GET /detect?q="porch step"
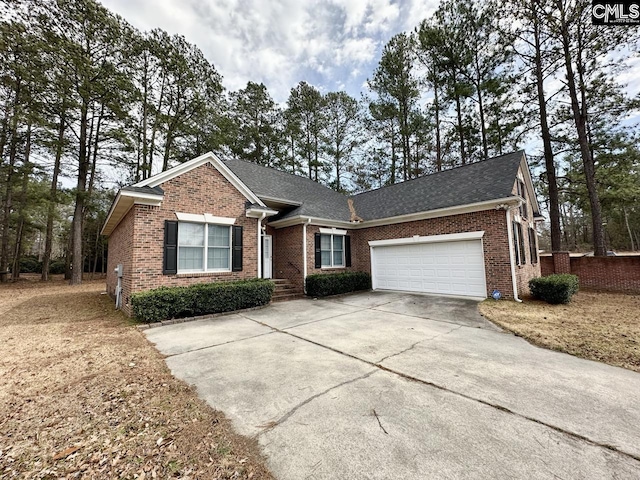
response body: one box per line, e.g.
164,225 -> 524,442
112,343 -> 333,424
270,279 -> 303,301
272,292 -> 304,302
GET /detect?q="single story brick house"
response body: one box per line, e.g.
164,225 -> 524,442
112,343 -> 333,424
102,150 -> 542,316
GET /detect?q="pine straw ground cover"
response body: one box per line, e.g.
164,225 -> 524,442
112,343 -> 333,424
0,277 -> 273,479
479,291 -> 640,373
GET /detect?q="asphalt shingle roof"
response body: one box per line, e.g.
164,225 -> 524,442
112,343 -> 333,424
224,158 -> 353,221
224,151 -> 526,223
352,151 -> 525,220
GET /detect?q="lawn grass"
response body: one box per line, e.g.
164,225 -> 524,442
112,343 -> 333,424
0,277 -> 273,479
479,291 -> 640,373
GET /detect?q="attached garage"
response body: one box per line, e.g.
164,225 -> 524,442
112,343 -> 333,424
369,231 -> 487,299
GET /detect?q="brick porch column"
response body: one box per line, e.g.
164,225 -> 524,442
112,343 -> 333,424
552,251 -> 571,274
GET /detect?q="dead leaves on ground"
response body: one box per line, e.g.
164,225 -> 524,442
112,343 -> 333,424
0,279 -> 273,479
479,291 -> 640,372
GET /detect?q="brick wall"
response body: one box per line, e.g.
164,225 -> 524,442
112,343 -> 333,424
351,209 -> 516,298
272,224 -> 304,289
510,168 -> 541,296
540,254 -> 640,293
274,206 -> 542,299
540,255 -> 554,276
106,207 -> 135,315
108,163 -> 259,315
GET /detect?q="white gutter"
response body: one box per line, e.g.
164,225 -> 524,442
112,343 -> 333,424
257,212 -> 267,278
302,218 -> 311,293
505,208 -> 522,303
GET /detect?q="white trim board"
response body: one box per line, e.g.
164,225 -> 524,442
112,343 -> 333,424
319,227 -> 347,235
175,212 -> 236,225
368,231 -> 485,248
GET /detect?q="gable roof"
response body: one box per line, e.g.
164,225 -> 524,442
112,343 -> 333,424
103,150 -> 537,235
133,151 -> 266,207
223,157 -> 353,222
352,151 -> 528,220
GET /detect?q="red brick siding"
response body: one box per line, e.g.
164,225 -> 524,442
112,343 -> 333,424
272,224 -> 304,289
540,255 -> 640,293
106,207 -> 135,315
108,163 -> 259,316
351,209 -> 514,298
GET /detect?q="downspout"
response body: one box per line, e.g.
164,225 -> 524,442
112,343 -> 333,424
505,208 -> 522,302
302,218 -> 311,294
257,212 -> 267,278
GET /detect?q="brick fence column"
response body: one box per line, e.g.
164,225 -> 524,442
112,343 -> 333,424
552,251 -> 571,274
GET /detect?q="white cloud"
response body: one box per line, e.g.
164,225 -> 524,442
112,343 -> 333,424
101,0 -> 440,102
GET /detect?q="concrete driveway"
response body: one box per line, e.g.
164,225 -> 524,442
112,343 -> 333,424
145,291 -> 640,479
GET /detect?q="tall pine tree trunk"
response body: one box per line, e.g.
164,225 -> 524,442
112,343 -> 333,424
71,101 -> 90,285
433,75 -> 442,172
454,89 -> 466,165
42,110 -> 65,281
11,124 -> 32,282
533,12 -> 562,252
556,3 -> 606,256
0,82 -> 21,281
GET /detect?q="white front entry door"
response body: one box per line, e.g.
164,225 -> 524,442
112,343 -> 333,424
371,239 -> 486,298
263,235 -> 273,279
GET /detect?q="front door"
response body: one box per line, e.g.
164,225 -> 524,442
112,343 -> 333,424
263,235 -> 273,279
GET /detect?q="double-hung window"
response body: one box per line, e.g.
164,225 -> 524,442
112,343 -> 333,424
517,179 -> 528,219
178,222 -> 231,272
320,234 -> 344,268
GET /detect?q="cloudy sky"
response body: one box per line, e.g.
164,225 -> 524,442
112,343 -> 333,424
101,0 -> 438,103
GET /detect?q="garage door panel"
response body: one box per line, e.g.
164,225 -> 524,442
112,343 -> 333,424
372,239 -> 486,298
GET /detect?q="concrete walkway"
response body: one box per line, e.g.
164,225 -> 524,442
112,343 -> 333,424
145,291 -> 640,479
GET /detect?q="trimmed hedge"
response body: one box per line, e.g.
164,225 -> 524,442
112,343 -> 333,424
529,274 -> 579,304
306,271 -> 371,297
131,278 -> 275,323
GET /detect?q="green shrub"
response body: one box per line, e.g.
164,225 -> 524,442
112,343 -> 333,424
131,278 -> 275,322
529,274 -> 579,304
306,271 -> 371,297
20,256 -> 42,273
49,259 -> 66,275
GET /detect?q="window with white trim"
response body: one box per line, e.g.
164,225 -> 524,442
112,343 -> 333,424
321,234 -> 344,267
178,222 -> 231,272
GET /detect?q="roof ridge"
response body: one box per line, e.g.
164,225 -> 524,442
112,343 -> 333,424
223,155 -> 349,198
352,151 -> 525,199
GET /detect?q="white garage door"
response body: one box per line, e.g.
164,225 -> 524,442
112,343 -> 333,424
371,238 -> 486,298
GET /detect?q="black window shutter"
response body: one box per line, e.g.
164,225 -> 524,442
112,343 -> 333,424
529,228 -> 538,264
518,223 -> 526,264
512,221 -> 520,266
232,225 -> 243,272
314,233 -> 321,268
163,220 -> 178,275
345,235 -> 352,267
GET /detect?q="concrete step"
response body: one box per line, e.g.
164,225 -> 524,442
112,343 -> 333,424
274,284 -> 298,292
272,292 -> 305,302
